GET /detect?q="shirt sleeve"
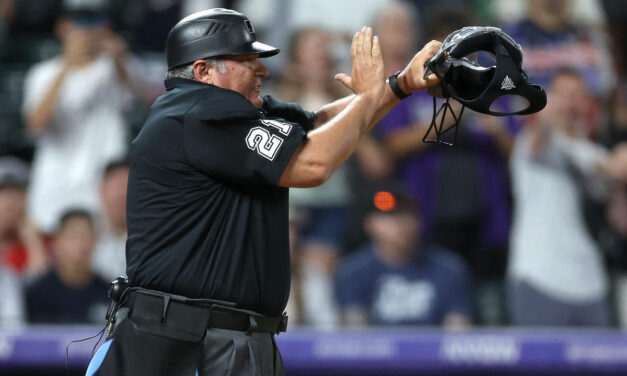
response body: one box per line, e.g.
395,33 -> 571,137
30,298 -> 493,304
183,114 -> 307,186
22,63 -> 50,117
261,96 -> 315,132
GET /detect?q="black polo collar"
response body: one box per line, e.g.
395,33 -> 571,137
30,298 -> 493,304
164,77 -> 210,91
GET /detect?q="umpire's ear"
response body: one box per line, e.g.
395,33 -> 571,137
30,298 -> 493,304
192,60 -> 216,84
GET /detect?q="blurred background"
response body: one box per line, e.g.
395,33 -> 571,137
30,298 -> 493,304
0,0 -> 626,375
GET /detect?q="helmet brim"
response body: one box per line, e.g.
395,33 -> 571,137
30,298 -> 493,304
251,41 -> 280,58
215,41 -> 279,59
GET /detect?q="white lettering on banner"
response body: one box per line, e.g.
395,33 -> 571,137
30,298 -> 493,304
567,344 -> 627,364
313,339 -> 397,359
439,335 -> 520,365
246,127 -> 283,161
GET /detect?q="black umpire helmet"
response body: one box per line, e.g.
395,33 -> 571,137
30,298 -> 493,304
166,8 -> 280,69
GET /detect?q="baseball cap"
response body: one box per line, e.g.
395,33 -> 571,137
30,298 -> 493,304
368,182 -> 417,215
0,157 -> 29,190
62,0 -> 108,26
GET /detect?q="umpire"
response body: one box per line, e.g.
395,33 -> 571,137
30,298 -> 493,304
86,8 -> 441,376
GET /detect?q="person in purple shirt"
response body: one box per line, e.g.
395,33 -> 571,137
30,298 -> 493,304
335,184 -> 472,328
370,10 -> 521,324
375,90 -> 519,260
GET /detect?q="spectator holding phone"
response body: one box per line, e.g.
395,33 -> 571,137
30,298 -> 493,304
22,1 -> 133,233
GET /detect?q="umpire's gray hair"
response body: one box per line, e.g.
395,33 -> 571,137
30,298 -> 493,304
165,58 -> 227,79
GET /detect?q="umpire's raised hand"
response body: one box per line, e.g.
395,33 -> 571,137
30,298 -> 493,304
336,27 -> 386,105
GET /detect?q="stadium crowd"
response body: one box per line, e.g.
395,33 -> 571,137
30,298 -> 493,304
0,0 -> 626,330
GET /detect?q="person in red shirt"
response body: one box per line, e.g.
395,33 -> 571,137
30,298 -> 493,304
0,157 -> 48,275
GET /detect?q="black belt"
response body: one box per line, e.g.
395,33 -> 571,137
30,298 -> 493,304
122,289 -> 288,336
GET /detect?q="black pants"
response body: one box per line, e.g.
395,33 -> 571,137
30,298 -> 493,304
86,308 -> 285,376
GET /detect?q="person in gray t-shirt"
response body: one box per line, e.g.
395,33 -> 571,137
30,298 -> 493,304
0,267 -> 24,327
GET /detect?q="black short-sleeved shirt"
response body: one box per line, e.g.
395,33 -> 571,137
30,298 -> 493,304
125,78 -> 313,316
26,270 -> 110,324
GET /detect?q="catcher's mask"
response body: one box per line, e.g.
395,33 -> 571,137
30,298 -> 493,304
423,26 -> 547,145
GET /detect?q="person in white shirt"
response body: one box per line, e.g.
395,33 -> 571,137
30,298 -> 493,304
508,67 -> 611,326
0,266 -> 24,327
22,5 -> 133,233
92,159 -> 129,281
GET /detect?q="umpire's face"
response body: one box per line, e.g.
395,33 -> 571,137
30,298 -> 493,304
201,54 -> 270,108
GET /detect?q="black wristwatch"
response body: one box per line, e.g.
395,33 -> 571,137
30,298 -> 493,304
388,71 -> 411,100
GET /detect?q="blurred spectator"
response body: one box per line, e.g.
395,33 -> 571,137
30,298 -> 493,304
25,209 -> 109,324
373,9 -> 516,324
0,264 -> 24,327
0,157 -> 47,275
493,0 -> 608,27
602,143 -> 627,244
508,68 -> 611,327
604,81 -> 627,148
22,3 -> 133,233
107,0 -> 182,106
344,134 -> 395,252
91,159 -> 129,281
370,1 -> 418,75
602,144 -> 627,184
240,0 -> 390,38
598,80 -> 627,326
276,27 -> 349,328
599,0 -> 627,78
238,0 -> 393,74
275,27 -> 347,108
601,142 -> 627,327
502,0 -> 616,134
343,0 -> 415,253
335,185 -> 472,328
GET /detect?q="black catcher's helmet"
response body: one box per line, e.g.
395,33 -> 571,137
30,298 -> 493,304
422,26 -> 547,145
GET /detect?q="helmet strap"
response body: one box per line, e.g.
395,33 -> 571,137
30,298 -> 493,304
423,97 -> 465,146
